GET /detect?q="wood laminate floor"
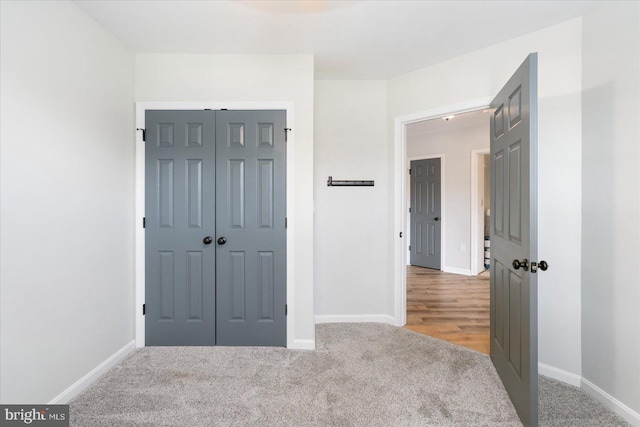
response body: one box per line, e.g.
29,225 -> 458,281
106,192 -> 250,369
405,265 -> 490,354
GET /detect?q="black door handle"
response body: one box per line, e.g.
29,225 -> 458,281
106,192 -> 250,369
538,260 -> 548,271
203,236 -> 213,245
217,237 -> 227,245
434,217 -> 440,221
512,259 -> 529,271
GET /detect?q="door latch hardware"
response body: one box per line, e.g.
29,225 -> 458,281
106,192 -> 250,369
142,304 -> 146,315
136,128 -> 146,141
531,260 -> 548,273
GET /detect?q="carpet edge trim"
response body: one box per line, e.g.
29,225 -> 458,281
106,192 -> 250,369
581,377 -> 640,426
49,340 -> 136,404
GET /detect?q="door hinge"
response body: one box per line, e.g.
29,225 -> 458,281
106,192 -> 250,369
409,245 -> 412,251
399,232 -> 403,238
285,217 -> 288,228
143,217 -> 146,228
136,128 -> 146,142
142,304 -> 146,315
285,304 -> 288,316
409,207 -> 411,213
409,168 -> 412,175
284,128 -> 291,142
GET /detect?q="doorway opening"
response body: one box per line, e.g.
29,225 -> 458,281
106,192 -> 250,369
471,149 -> 491,276
394,101 -> 491,351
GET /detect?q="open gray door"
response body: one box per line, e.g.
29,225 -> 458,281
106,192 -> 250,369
409,158 -> 441,269
490,53 -> 538,426
215,110 -> 287,346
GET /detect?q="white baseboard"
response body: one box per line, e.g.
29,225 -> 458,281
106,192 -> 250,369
581,377 -> 640,426
314,314 -> 395,325
539,363 -> 581,387
289,339 -> 316,350
441,266 -> 473,276
49,340 -> 136,404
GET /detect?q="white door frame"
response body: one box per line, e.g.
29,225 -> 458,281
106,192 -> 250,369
135,101 -> 296,348
393,98 -> 491,326
406,154 -> 445,269
471,148 -> 490,275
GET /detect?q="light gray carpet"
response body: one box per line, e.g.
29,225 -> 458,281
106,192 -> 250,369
538,375 -> 629,427
70,324 -> 629,426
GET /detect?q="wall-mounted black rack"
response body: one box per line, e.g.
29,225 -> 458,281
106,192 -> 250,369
327,176 -> 375,187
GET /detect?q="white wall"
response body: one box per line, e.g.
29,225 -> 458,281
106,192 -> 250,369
406,121 -> 489,274
581,1 -> 640,419
388,19 -> 583,378
313,80 -> 390,322
0,1 -> 135,403
135,54 -> 316,346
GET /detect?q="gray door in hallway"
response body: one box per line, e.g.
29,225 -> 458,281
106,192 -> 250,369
410,158 -> 441,269
145,110 -> 287,347
490,54 -> 538,426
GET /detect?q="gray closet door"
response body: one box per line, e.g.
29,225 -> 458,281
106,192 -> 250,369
410,158 -> 441,269
490,54 -> 538,427
145,110 -> 216,345
215,110 -> 287,346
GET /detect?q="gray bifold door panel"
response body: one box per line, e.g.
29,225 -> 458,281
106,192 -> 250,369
145,110 -> 286,347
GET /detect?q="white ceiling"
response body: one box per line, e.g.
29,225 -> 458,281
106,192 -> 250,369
75,0 -> 598,80
406,109 -> 489,138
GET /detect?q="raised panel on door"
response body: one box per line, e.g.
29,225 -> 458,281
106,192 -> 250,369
215,110 -> 287,346
145,110 -> 216,346
410,158 -> 441,269
492,260 -> 505,351
489,54 -> 538,427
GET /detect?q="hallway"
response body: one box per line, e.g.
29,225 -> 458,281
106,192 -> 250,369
405,266 -> 490,354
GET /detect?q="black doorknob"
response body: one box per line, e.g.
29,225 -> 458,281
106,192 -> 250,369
538,260 -> 549,271
217,237 -> 227,245
203,236 -> 213,245
512,259 -> 529,271
434,217 -> 440,221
